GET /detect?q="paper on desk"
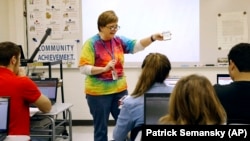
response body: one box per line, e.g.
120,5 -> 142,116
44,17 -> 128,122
30,107 -> 39,117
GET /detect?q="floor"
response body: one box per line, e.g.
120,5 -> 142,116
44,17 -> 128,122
70,126 -> 115,141
31,125 -> 145,141
32,126 -> 115,141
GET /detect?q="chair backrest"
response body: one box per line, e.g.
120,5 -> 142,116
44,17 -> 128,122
144,93 -> 171,125
228,123 -> 250,125
227,119 -> 250,125
129,124 -> 143,141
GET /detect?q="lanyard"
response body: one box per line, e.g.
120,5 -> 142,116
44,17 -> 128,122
101,39 -> 115,59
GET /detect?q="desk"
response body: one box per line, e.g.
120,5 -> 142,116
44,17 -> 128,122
30,103 -> 73,141
4,135 -> 30,141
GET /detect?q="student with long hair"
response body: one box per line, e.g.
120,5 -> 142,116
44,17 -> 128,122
159,74 -> 227,125
113,52 -> 172,141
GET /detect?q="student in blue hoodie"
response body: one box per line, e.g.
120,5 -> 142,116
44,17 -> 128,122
113,52 -> 172,141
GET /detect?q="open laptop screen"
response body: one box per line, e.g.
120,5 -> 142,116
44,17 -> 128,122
0,97 -> 10,140
216,74 -> 233,85
31,78 -> 58,103
18,45 -> 26,60
144,93 -> 170,125
164,77 -> 180,87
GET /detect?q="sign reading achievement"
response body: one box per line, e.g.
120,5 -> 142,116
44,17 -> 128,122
37,41 -> 77,67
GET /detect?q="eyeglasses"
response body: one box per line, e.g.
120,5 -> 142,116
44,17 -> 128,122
106,25 -> 120,31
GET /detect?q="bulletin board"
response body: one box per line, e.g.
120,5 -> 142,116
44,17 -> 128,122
26,0 -> 82,68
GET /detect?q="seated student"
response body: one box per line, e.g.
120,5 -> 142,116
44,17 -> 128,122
214,43 -> 250,124
159,74 -> 227,125
0,41 -> 52,135
112,52 -> 172,141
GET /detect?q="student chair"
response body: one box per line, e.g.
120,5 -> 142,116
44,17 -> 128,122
128,124 -> 143,141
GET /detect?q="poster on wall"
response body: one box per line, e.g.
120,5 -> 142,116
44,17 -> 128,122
217,11 -> 248,50
32,40 -> 78,68
26,0 -> 81,68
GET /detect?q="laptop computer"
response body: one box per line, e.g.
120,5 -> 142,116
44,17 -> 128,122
18,43 -> 43,65
18,45 -> 26,60
31,78 -> 58,106
216,74 -> 233,85
164,76 -> 180,87
144,93 -> 171,125
0,97 -> 10,141
18,45 -> 29,66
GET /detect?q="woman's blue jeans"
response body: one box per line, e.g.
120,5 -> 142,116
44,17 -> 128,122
86,90 -> 128,141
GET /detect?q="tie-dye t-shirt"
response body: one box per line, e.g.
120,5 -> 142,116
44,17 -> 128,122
78,34 -> 136,95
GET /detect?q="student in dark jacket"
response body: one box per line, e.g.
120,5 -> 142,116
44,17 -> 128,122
214,43 -> 250,124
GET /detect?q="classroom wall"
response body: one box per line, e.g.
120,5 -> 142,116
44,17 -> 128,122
1,0 -> 229,120
0,0 -> 9,41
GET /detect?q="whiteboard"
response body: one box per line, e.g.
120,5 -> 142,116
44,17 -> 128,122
81,0 -> 250,68
25,0 -> 250,68
81,0 -> 200,67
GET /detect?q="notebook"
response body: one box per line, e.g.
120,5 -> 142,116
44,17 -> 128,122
144,93 -> 171,125
31,78 -> 58,106
0,97 -> 10,141
216,74 -> 233,85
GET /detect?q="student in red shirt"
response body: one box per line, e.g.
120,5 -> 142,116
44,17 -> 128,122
0,41 -> 52,135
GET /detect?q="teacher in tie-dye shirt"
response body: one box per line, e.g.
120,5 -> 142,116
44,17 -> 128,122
78,10 -> 165,141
